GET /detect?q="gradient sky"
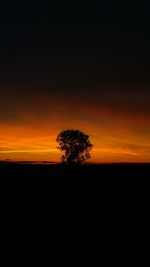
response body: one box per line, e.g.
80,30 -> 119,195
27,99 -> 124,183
0,3 -> 150,162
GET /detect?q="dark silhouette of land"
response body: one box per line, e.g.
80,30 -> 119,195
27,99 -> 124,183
0,161 -> 150,247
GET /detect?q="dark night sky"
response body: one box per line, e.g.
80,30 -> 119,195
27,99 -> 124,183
0,3 -> 150,89
0,3 -> 150,162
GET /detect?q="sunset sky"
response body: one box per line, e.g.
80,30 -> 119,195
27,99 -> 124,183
0,3 -> 150,162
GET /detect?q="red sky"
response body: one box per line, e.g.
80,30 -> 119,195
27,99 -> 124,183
0,5 -> 150,163
0,90 -> 150,163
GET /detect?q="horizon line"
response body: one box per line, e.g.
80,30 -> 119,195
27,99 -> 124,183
0,160 -> 150,165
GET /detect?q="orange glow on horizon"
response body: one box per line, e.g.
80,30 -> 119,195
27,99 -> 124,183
0,102 -> 150,163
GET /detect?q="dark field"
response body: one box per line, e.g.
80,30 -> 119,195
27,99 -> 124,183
0,162 -> 150,246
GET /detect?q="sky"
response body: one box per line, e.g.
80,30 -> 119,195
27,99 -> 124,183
0,3 -> 150,162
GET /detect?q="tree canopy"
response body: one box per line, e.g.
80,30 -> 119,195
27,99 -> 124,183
56,129 -> 93,164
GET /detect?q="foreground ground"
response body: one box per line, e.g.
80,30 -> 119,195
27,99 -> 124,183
0,162 -> 150,246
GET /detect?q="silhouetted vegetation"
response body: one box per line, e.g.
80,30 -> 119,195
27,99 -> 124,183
56,129 -> 93,164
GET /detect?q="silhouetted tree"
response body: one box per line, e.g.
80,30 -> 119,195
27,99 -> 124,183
56,129 -> 93,164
